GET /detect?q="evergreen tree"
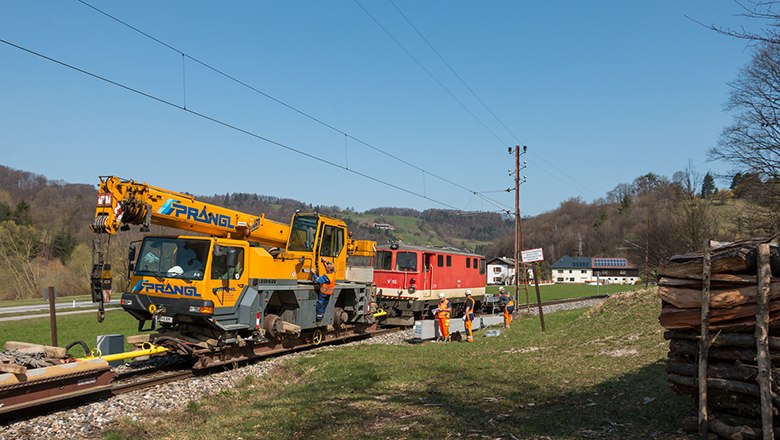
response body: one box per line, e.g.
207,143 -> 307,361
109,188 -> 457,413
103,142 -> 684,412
701,173 -> 716,199
13,201 -> 32,225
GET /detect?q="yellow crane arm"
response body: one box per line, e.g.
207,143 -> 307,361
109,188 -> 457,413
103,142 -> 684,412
90,176 -> 289,247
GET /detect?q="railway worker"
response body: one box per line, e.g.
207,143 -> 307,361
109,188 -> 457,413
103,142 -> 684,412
463,289 -> 476,342
434,292 -> 451,341
497,287 -> 515,328
314,259 -> 336,322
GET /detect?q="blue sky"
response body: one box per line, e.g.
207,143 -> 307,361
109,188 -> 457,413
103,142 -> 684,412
0,1 -> 761,217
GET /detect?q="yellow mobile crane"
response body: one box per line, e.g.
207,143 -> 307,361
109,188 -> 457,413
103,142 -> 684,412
90,176 -> 376,347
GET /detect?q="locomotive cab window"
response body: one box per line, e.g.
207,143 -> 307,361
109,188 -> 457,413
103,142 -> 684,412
479,259 -> 486,275
466,258 -> 471,268
446,255 -> 452,267
395,252 -> 417,272
374,251 -> 392,270
437,255 -> 444,267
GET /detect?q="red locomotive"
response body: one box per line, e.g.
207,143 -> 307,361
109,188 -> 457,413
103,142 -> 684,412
373,242 -> 487,325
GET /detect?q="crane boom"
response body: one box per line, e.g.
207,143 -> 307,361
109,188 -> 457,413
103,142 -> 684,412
90,176 -> 289,248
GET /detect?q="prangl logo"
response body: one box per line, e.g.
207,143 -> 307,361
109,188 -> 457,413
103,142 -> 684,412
158,199 -> 234,228
140,281 -> 201,297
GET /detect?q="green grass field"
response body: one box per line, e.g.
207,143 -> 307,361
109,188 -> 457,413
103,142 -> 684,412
487,282 -> 644,302
107,289 -> 692,440
0,310 -> 141,354
0,294 -> 93,308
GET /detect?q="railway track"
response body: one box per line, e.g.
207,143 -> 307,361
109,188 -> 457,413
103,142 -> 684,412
0,325 -> 398,423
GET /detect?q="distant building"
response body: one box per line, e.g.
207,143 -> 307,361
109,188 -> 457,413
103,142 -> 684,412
487,257 -> 516,285
551,255 -> 639,285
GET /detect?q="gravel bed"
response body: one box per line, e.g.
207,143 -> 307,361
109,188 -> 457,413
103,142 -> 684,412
0,302 -> 600,440
0,329 -> 414,440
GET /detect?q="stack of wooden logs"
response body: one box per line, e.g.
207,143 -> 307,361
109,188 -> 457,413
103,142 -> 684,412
658,235 -> 780,438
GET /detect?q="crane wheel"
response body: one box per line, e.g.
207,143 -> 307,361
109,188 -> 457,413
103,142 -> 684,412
333,307 -> 347,329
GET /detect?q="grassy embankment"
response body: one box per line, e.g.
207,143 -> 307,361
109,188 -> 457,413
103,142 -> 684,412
107,289 -> 692,440
487,282 -> 643,302
0,284 -> 641,356
0,284 -> 630,351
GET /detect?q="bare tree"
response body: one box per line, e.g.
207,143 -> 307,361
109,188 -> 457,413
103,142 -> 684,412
0,221 -> 41,299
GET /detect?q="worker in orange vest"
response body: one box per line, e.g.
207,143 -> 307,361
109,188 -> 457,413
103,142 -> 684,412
314,259 -> 336,322
463,289 -> 475,342
434,292 -> 451,341
498,286 -> 515,328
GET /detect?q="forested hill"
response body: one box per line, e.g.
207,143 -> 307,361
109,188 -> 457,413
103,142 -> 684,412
0,165 -> 512,299
0,164 -> 775,300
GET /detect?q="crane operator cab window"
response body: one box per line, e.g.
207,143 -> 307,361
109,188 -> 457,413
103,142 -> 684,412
288,216 -> 318,252
211,245 -> 244,280
135,238 -> 209,281
319,225 -> 344,257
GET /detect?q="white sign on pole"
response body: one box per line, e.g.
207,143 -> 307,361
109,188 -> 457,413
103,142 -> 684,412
521,248 -> 544,263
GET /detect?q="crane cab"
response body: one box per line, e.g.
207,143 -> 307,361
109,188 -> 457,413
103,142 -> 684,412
120,235 -> 262,330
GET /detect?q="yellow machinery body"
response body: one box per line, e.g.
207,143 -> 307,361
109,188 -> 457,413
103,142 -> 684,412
90,176 -> 377,341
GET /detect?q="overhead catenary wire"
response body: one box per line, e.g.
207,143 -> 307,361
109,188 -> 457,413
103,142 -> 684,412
386,0 -> 602,199
0,36 -> 466,211
353,0 -> 509,148
74,0 -> 512,213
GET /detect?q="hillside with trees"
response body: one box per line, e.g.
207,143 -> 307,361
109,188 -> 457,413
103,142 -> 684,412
0,158 -> 775,300
0,166 -> 515,299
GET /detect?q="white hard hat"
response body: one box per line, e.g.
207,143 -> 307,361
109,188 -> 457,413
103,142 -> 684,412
438,292 -> 445,299
465,289 -> 472,296
167,266 -> 184,276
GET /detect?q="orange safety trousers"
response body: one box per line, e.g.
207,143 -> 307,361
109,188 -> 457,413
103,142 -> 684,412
437,318 -> 450,340
504,301 -> 514,328
464,315 -> 473,341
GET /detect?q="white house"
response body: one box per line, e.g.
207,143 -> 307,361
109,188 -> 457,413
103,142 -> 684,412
551,255 -> 639,285
486,257 -> 516,285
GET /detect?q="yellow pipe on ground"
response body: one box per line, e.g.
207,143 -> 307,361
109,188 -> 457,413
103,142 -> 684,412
77,343 -> 169,362
373,308 -> 388,317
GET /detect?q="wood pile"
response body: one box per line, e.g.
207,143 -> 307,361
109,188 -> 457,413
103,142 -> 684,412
658,235 -> 780,438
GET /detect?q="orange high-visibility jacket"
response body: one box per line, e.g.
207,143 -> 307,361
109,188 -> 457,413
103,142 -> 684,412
320,275 -> 335,295
465,296 -> 475,315
436,298 -> 451,319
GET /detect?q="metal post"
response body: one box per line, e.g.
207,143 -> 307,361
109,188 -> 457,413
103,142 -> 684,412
48,286 -> 58,347
644,218 -> 649,289
533,263 -> 545,331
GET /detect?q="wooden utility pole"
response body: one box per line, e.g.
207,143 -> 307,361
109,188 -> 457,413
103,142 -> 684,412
510,145 -> 529,310
48,286 -> 58,347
